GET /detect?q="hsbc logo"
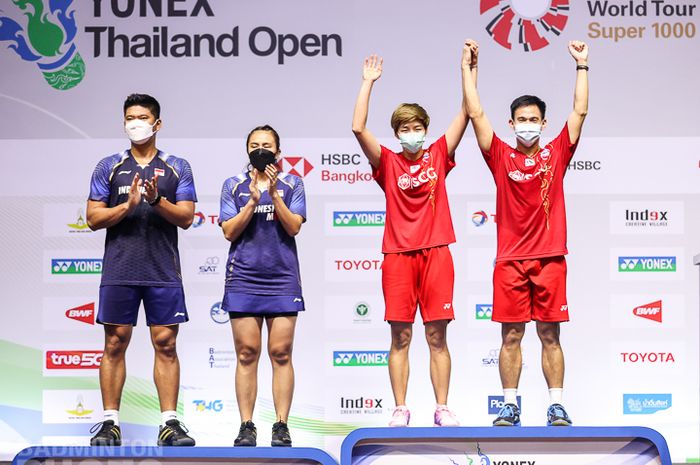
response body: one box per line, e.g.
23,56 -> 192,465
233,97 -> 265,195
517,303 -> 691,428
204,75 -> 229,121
46,351 -> 103,369
633,300 -> 662,323
397,167 -> 437,191
65,303 -> 96,325
278,157 -> 314,177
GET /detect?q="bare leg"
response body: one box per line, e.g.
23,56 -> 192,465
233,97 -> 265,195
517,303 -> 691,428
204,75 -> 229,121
231,317 -> 263,422
499,323 -> 526,389
99,324 -> 133,410
388,322 -> 412,406
149,325 -> 180,411
266,315 -> 297,422
424,320 -> 451,405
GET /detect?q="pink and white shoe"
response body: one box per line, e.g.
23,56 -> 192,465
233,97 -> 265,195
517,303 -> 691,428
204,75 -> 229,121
388,406 -> 410,427
434,405 -> 459,426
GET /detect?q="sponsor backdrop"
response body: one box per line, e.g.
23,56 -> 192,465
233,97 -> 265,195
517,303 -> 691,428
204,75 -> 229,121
0,0 -> 698,463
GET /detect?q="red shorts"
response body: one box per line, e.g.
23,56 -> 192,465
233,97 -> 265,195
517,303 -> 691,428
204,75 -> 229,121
492,256 -> 569,323
382,246 -> 455,324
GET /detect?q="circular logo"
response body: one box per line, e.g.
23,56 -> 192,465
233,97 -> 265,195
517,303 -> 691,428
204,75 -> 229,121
480,0 -> 570,51
210,302 -> 229,324
397,173 -> 412,190
472,210 -> 488,227
355,302 -> 370,317
192,212 -> 206,228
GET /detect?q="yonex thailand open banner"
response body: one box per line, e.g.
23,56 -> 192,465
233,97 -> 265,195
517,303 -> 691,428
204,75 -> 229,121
0,1 -> 698,463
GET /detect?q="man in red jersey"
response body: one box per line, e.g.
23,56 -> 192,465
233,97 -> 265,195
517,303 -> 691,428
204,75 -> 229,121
351,41 -> 478,427
462,41 -> 589,427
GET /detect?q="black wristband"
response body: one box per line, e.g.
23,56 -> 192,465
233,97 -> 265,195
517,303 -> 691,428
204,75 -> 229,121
576,64 -> 589,71
148,194 -> 162,206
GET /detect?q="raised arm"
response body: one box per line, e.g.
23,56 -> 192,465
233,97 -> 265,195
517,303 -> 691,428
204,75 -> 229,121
351,55 -> 383,168
445,40 -> 480,155
462,39 -> 494,153
567,41 -> 589,144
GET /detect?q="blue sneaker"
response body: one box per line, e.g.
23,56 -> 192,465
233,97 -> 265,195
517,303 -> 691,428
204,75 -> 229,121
493,403 -> 521,426
547,403 -> 572,426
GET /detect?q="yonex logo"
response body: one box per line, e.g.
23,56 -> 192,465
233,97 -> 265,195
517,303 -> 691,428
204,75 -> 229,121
0,0 -> 86,90
333,211 -> 385,227
618,256 -> 676,272
333,351 -> 388,367
443,303 -> 452,310
51,259 -> 102,275
560,305 -> 568,312
476,304 -> 493,320
480,0 -> 570,52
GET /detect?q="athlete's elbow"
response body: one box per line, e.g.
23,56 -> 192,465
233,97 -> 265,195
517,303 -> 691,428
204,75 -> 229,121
180,216 -> 193,230
351,124 -> 365,135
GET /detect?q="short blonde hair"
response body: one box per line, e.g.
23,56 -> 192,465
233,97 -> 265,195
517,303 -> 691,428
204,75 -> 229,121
390,103 -> 430,134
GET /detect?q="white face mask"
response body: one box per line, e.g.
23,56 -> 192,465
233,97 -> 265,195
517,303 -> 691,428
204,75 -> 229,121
514,123 -> 541,148
399,131 -> 426,154
125,119 -> 158,145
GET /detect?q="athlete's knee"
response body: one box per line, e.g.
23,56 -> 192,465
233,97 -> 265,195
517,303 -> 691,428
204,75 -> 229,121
268,344 -> 293,366
152,335 -> 178,359
390,327 -> 412,351
104,330 -> 130,358
425,327 -> 448,352
536,323 -> 561,347
501,325 -> 525,349
236,343 -> 260,366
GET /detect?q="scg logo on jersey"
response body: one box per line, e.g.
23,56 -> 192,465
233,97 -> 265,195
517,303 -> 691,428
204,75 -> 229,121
333,211 -> 385,227
333,351 -> 389,367
46,351 -> 103,369
51,259 -> 102,275
623,394 -> 672,415
618,256 -> 676,272
480,0 -> 570,51
397,167 -> 437,191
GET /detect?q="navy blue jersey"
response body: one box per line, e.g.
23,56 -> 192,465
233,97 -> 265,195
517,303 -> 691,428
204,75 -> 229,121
219,171 -> 306,295
89,150 -> 197,287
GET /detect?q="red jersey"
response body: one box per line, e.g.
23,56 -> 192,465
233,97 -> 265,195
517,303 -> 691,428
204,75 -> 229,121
482,124 -> 578,262
373,135 -> 456,253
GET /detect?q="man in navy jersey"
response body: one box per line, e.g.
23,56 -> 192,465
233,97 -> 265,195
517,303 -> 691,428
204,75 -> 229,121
86,94 -> 196,446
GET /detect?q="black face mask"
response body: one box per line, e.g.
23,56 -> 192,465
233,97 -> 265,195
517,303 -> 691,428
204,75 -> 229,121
248,148 -> 277,172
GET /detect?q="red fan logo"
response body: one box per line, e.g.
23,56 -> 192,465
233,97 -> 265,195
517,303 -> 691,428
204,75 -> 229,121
481,0 -> 570,51
633,300 -> 662,323
65,302 -> 95,325
278,157 -> 314,177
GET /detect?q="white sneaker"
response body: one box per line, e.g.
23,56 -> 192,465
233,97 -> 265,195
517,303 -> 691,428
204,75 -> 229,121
434,405 -> 459,426
388,406 -> 410,427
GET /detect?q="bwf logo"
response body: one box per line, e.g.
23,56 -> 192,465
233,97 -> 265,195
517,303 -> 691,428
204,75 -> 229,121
633,300 -> 662,323
480,0 -> 570,51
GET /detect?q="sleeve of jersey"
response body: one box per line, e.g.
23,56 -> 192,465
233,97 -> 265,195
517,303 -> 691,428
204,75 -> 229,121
174,158 -> 198,202
434,135 -> 455,174
553,122 -> 579,169
88,157 -> 113,202
218,178 -> 239,224
288,177 -> 307,222
372,146 -> 391,189
480,133 -> 503,173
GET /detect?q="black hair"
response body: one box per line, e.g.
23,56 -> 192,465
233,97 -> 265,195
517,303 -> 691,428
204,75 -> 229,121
246,124 -> 281,152
510,95 -> 546,120
123,93 -> 161,119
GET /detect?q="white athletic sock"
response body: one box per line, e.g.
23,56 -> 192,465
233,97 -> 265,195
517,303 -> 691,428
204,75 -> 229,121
503,389 -> 518,405
161,410 -> 178,426
104,409 -> 119,426
549,388 -> 564,405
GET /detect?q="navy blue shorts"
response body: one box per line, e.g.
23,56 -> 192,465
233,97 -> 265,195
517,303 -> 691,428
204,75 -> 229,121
222,291 -> 304,317
98,285 -> 188,326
